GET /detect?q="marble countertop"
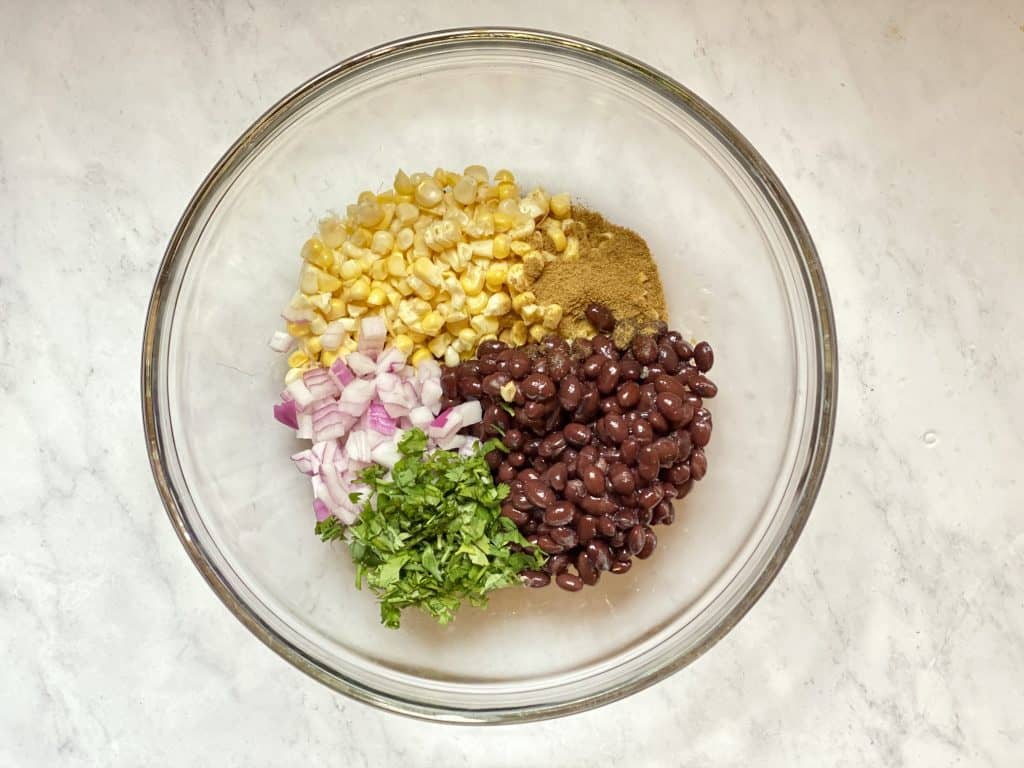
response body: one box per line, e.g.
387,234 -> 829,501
3,1 -> 1022,765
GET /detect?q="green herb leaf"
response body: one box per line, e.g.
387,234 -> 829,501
343,429 -> 544,629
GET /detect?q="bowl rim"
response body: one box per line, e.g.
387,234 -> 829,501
141,26 -> 838,723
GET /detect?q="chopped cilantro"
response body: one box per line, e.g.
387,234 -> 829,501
335,429 -> 544,629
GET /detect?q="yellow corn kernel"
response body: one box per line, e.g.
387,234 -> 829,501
385,286 -> 403,308
286,322 -> 310,337
299,263 -> 320,294
396,278 -> 414,296
542,304 -> 563,330
421,311 -> 444,336
320,349 -> 339,368
545,220 -> 567,252
396,202 -> 419,225
415,178 -> 443,208
368,259 -> 388,281
385,251 -> 406,277
302,238 -> 334,269
460,265 -> 484,296
470,315 -> 500,336
444,346 -> 461,367
492,233 -> 510,260
394,169 -> 414,195
523,250 -> 545,278
485,263 -> 508,291
305,336 -> 323,356
510,239 -> 531,256
529,323 -> 547,343
284,367 -> 303,385
550,193 -> 571,219
347,277 -> 371,302
370,230 -> 394,255
410,347 -> 434,367
347,303 -> 368,318
484,292 -> 512,317
395,228 -> 414,251
498,329 -> 515,346
564,235 -> 580,262
493,169 -> 515,184
465,292 -> 488,315
407,275 -> 436,301
287,350 -> 309,368
326,298 -> 346,321
507,263 -> 528,292
316,271 -> 342,293
520,304 -> 542,324
509,320 -> 528,346
452,175 -> 477,206
511,291 -> 536,313
412,257 -> 444,287
339,260 -> 363,281
409,298 -> 432,317
464,164 -> 489,182
391,334 -> 413,355
493,211 -> 514,232
446,316 -> 469,334
497,182 -> 518,201
456,327 -> 477,348
351,227 -> 374,247
427,332 -> 451,357
367,287 -> 387,306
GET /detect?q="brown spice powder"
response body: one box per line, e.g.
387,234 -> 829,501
532,207 -> 668,346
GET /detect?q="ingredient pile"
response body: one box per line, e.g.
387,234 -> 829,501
270,166 -> 717,628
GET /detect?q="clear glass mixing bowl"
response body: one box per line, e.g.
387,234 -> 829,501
142,28 -> 837,723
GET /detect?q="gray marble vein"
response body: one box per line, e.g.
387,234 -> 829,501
1,0 -> 1022,765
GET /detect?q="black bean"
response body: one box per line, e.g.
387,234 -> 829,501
690,417 -> 712,447
545,461 -> 568,492
556,572 -> 584,592
524,480 -> 554,508
651,500 -> 675,526
543,500 -> 577,527
521,373 -> 556,400
508,451 -> 526,468
597,360 -> 621,394
621,437 -> 639,466
591,335 -> 616,359
610,558 -> 632,575
576,514 -> 597,542
457,375 -> 482,398
538,432 -> 567,458
619,358 -> 642,381
653,373 -> 685,397
564,478 -> 586,503
600,396 -> 621,414
501,503 -> 529,526
497,462 -> 517,483
652,438 -> 678,466
441,370 -> 458,399
637,527 -> 658,559
582,354 -> 605,380
580,494 -> 616,516
574,385 -> 601,422
585,303 -> 616,332
638,445 -> 660,481
690,448 -> 708,480
691,374 -> 717,398
582,464 -> 606,496
537,535 -> 563,554
616,381 -> 641,408
482,371 -> 512,397
655,392 -> 686,423
665,461 -> 691,486
597,516 -> 617,537
576,550 -> 600,586
547,351 -> 571,380
523,438 -> 541,456
507,351 -> 531,378
627,525 -> 646,555
558,375 -> 583,410
657,343 -> 681,374
693,341 -> 714,372
632,418 -> 653,444
637,484 -> 665,509
563,422 -> 590,446
521,570 -> 550,588
544,553 -> 571,575
604,413 -> 628,444
608,463 -> 636,494
647,409 -> 669,434
550,526 -> 578,549
585,540 -> 613,571
632,335 -> 658,364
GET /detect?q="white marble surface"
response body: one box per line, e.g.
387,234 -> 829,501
2,1 -> 1022,765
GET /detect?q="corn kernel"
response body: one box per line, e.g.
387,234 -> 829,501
309,315 -> 327,335
385,251 -> 407,277
550,193 -> 571,219
485,263 -> 508,291
507,264 -> 528,292
347,303 -> 368,318
367,287 -> 387,306
369,259 -> 389,281
545,220 -> 567,252
320,349 -> 339,367
427,332 -> 451,357
484,292 -> 512,317
470,315 -> 500,336
407,275 -> 436,300
302,238 -> 334,269
394,169 -> 414,195
456,327 -> 477,347
523,250 -> 545,279
305,336 -> 323,355
421,311 -> 444,335
509,320 -> 528,346
339,260 -> 363,280
395,228 -> 414,251
529,323 -> 547,343
492,233 -> 510,259
410,347 -> 433,367
460,265 -> 484,296
415,178 -> 443,208
444,346 -> 461,367
542,304 -> 563,330
564,235 -> 580,262
520,304 -> 542,323
287,322 -> 310,337
510,240 -> 531,256
351,226 -> 374,247
498,329 -> 515,346
512,291 -> 536,313
464,164 -> 489,182
493,211 -> 514,232
497,182 -> 518,201
412,256 -> 444,287
493,169 -> 516,183
396,202 -> 419,225
393,334 -> 414,355
453,175 -> 477,205
316,271 -> 342,293
371,230 -> 394,255
326,298 -> 346,320
465,292 -> 488,314
284,367 -> 304,385
500,380 -> 518,401
287,350 -> 309,368
347,277 -> 371,302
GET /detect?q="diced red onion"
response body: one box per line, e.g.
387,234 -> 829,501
357,316 -> 387,357
408,406 -> 434,429
450,400 -> 483,428
346,352 -> 377,377
303,367 -> 339,400
273,400 -> 299,429
370,441 -> 401,469
338,379 -> 375,417
367,402 -> 397,435
420,378 -> 443,415
376,346 -> 408,373
329,358 -> 355,388
313,499 -> 332,522
286,378 -> 315,409
296,412 -> 313,440
281,306 -> 318,324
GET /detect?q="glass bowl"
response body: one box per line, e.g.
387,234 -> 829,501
142,28 -> 837,723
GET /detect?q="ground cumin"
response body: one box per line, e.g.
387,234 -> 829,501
532,207 -> 668,346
